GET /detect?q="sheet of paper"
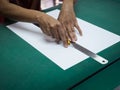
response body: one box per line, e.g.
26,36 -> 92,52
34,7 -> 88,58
7,9 -> 120,70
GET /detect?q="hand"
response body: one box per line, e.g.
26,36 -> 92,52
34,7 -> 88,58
36,12 -> 67,46
58,0 -> 82,47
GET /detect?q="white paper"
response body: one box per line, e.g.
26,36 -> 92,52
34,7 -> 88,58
7,9 -> 120,70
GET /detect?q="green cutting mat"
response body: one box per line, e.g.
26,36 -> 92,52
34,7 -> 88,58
0,0 -> 120,90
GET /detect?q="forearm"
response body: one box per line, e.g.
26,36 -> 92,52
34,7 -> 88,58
61,0 -> 74,11
0,1 -> 44,23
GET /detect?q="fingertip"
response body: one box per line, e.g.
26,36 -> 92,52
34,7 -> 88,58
56,39 -> 60,44
77,27 -> 83,36
75,37 -> 77,41
75,23 -> 83,36
74,34 -> 77,41
78,28 -> 83,36
64,43 -> 68,48
80,31 -> 83,36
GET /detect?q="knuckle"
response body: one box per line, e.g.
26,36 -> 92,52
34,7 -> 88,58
50,24 -> 55,28
56,22 -> 61,27
50,22 -> 61,28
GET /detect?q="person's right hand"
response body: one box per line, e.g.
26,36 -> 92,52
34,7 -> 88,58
36,12 -> 67,47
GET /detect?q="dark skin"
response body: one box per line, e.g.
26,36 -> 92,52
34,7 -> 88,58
0,0 -> 82,47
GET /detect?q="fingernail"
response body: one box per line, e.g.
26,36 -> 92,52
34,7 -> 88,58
75,36 -> 77,41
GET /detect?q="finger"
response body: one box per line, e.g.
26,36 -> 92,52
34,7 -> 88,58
71,25 -> 77,41
50,24 -> 61,43
55,25 -> 61,44
55,30 -> 61,44
41,26 -> 47,35
50,28 -> 55,38
52,25 -> 60,44
74,22 -> 83,36
58,26 -> 68,48
40,25 -> 50,36
66,24 -> 77,42
38,22 -> 49,36
70,31 -> 77,42
46,27 -> 52,36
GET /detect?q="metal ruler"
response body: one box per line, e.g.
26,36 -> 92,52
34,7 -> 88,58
72,42 -> 108,64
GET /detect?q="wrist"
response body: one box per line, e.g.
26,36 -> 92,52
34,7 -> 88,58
61,0 -> 74,11
33,10 -> 45,24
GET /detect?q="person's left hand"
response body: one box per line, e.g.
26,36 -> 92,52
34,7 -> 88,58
58,3 -> 82,47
